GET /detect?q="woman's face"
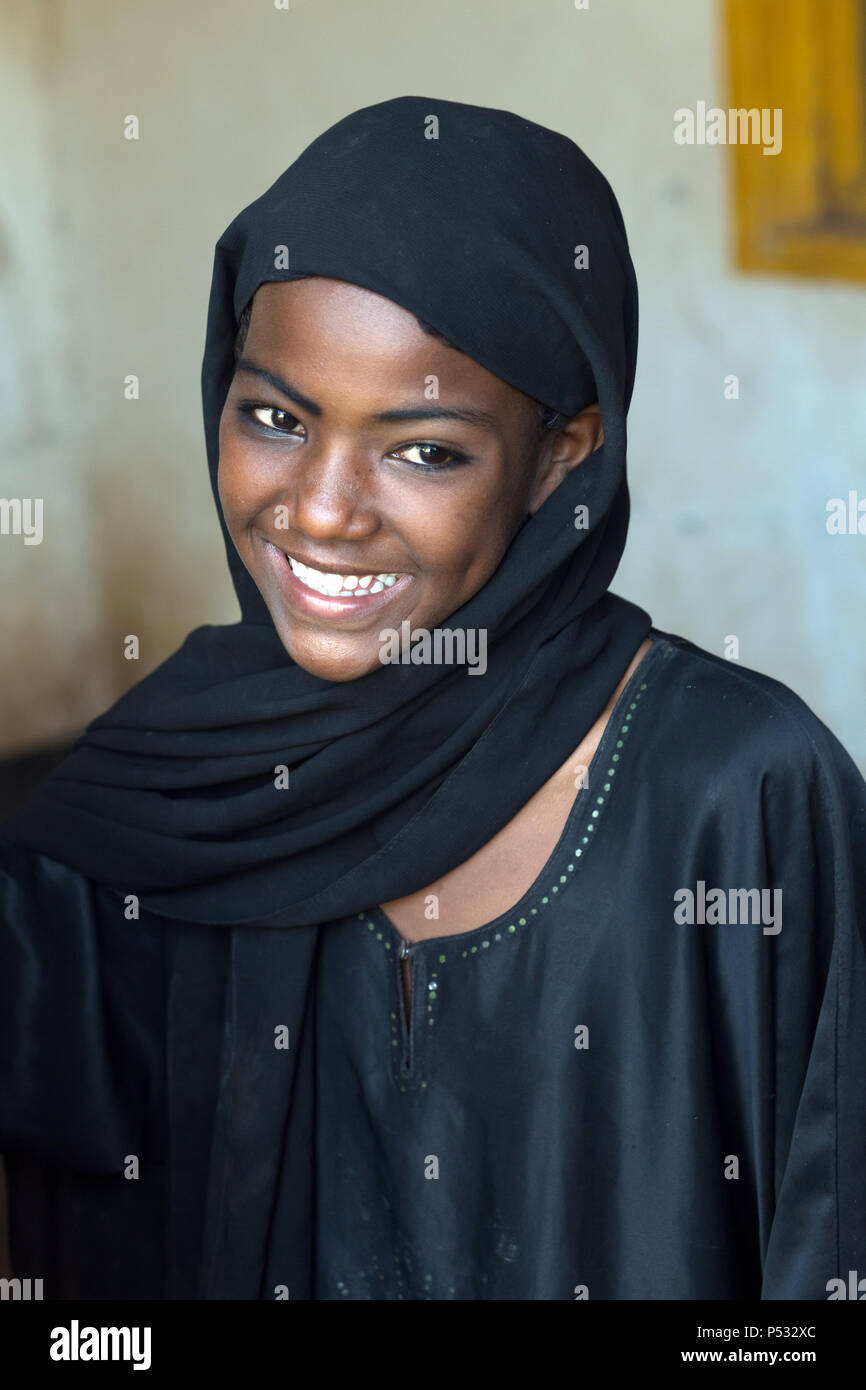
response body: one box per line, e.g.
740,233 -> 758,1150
218,277 -> 602,681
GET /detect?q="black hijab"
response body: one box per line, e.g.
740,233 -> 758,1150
3,95 -> 651,927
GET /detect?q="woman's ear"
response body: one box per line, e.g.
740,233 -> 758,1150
527,402 -> 604,515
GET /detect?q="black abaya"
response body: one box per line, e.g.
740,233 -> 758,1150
3,632 -> 865,1299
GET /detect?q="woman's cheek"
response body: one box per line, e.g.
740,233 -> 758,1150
219,445 -> 264,522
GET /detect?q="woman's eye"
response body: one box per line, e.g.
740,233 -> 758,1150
242,404 -> 305,436
392,442 -> 468,470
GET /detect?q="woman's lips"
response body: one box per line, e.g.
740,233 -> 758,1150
265,541 -> 413,623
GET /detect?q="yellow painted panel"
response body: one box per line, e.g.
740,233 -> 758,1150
723,0 -> 866,281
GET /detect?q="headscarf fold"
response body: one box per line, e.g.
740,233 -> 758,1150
2,95 -> 651,927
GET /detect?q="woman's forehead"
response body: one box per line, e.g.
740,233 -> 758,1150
241,278 -> 533,418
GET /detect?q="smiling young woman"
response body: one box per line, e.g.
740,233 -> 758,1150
217,276 -> 605,684
1,96 -> 864,1303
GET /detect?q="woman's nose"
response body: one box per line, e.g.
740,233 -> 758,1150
282,442 -> 379,541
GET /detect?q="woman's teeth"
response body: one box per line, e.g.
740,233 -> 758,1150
286,554 -> 405,598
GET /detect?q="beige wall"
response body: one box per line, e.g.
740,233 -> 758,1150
1,0 -> 865,769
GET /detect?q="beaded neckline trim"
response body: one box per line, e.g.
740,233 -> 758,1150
357,636 -> 667,966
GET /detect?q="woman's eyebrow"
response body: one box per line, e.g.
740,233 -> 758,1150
374,404 -> 497,427
234,356 -> 496,428
235,358 -> 321,415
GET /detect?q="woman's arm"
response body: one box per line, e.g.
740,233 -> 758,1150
0,839 -> 166,1173
759,715 -> 866,1297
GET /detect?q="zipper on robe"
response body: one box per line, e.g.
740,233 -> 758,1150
397,937 -> 414,1080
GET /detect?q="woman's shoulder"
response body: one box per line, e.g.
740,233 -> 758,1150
0,836 -> 87,888
0,836 -> 109,933
0,838 -> 148,938
642,629 -> 865,806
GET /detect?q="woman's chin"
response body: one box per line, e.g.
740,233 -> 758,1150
276,625 -> 387,682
